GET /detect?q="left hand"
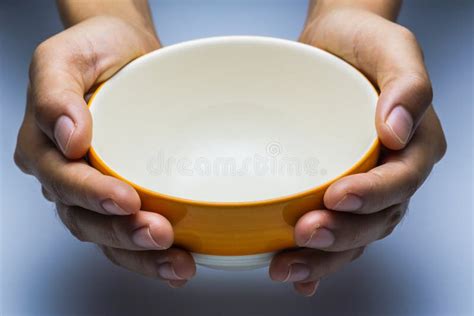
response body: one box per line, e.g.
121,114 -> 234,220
269,8 -> 447,296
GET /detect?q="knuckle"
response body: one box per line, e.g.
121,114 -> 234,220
389,210 -> 403,226
35,152 -> 69,203
437,133 -> 448,162
396,159 -> 424,199
108,218 -> 126,247
30,40 -> 54,79
351,228 -> 364,246
74,171 -> 96,206
32,91 -> 62,123
367,170 -> 390,208
365,173 -> 378,198
404,163 -> 424,198
351,247 -> 366,262
30,82 -> 77,127
32,89 -> 80,130
409,74 -> 433,105
380,224 -> 397,240
32,93 -> 49,112
140,254 -> 159,278
14,123 -> 35,175
48,177 -> 68,204
32,40 -> 51,63
397,25 -> 417,43
57,204 -> 86,242
13,148 -> 23,168
13,146 -> 30,174
41,186 -> 55,202
379,204 -> 407,240
388,203 -> 408,226
101,246 -> 121,267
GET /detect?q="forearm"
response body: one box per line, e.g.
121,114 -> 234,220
56,0 -> 157,38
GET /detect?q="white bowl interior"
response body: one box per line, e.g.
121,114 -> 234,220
90,36 -> 377,203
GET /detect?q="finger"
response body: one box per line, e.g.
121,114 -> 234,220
101,246 -> 196,283
325,106 -> 446,214
269,247 -> 364,283
57,203 -> 173,250
29,18 -> 153,159
16,116 -> 140,215
294,203 -> 407,252
350,22 -> 432,149
29,42 -> 92,159
372,25 -> 433,149
168,280 -> 188,288
38,152 -> 140,215
41,186 -> 55,202
293,280 -> 320,297
303,11 -> 432,149
375,70 -> 432,150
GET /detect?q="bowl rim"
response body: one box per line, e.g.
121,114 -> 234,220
87,35 -> 380,207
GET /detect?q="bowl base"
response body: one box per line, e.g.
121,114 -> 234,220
192,252 -> 275,271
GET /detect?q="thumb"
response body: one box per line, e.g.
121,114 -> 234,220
29,41 -> 92,159
372,27 -> 433,150
375,69 -> 433,150
28,17 -> 157,159
301,8 -> 432,150
300,10 -> 432,150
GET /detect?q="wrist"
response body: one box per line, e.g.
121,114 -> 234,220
56,0 -> 160,49
304,0 -> 401,23
71,15 -> 161,53
299,7 -> 353,46
119,17 -> 161,51
300,0 -> 401,43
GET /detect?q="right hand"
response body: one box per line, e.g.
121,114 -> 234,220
14,16 -> 196,288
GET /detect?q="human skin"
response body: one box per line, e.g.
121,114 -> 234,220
268,0 -> 446,296
14,0 -> 446,295
14,0 -> 196,288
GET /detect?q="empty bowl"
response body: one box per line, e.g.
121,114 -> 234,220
88,36 -> 379,270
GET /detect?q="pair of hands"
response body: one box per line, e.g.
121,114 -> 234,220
15,9 -> 446,296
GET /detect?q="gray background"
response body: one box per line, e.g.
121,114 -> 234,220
1,1 -> 473,315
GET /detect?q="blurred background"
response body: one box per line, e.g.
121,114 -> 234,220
1,1 -> 472,315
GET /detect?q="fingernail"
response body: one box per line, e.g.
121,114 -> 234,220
101,199 -> 129,215
305,280 -> 320,297
334,194 -> 363,211
132,226 -> 163,250
167,280 -> 187,288
283,263 -> 311,282
158,262 -> 184,280
385,105 -> 413,145
54,115 -> 75,155
304,227 -> 335,249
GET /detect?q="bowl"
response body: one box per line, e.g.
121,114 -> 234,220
88,36 -> 379,270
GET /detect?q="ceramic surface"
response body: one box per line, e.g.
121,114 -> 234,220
88,36 -> 379,267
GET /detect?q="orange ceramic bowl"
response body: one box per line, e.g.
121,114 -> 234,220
88,36 -> 379,270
